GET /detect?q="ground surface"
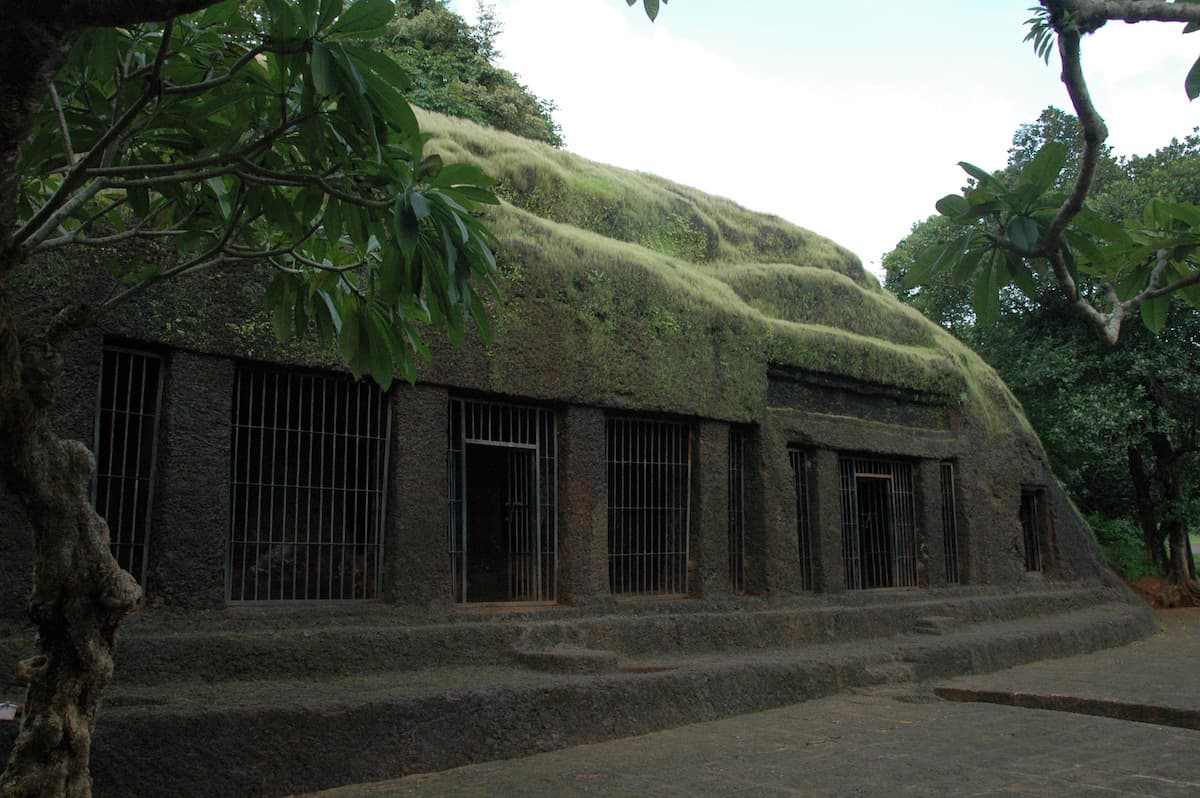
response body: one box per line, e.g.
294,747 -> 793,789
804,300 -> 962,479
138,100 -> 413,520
301,609 -> 1200,798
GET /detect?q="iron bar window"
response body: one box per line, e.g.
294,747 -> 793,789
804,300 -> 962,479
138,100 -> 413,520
789,448 -> 815,591
92,346 -> 164,584
448,398 -> 557,604
227,367 -> 390,602
839,457 -> 917,590
1020,488 -> 1045,573
607,417 -> 691,596
728,428 -> 747,593
941,461 -> 960,584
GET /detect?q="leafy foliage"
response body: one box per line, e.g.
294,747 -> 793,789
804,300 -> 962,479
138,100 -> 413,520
383,1 -> 563,147
627,0 -> 668,22
908,139 -> 1200,334
16,0 -> 502,387
909,3 -> 1200,345
886,110 -> 1200,583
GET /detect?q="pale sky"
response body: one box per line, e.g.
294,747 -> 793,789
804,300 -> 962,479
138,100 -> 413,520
449,0 -> 1200,276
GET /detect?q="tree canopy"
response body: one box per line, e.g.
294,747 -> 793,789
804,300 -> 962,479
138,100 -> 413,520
907,0 -> 1200,344
886,109 -> 1200,598
383,1 -> 564,147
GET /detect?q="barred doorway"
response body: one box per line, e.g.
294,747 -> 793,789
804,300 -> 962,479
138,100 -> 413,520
227,367 -> 390,602
449,398 -> 557,604
839,458 -> 917,590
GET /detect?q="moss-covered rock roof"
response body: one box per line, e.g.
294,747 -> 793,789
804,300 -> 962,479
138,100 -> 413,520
21,109 -> 1025,435
415,110 -> 1026,433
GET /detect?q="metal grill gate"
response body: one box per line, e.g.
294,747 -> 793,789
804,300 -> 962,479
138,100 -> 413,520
92,346 -> 163,584
448,398 -> 557,604
227,367 -> 390,602
789,448 -> 815,591
941,462 -> 960,583
607,417 -> 691,596
728,429 -> 747,593
838,457 -> 917,590
1020,489 -> 1044,572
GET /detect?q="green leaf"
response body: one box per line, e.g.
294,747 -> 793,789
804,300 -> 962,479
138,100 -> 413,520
935,194 -> 969,219
1006,216 -> 1040,251
643,0 -> 660,21
1139,295 -> 1169,333
958,161 -> 1004,192
342,45 -> 418,140
467,287 -> 492,343
433,162 -> 497,189
327,0 -> 396,38
198,0 -> 239,26
264,0 -> 304,42
1018,141 -> 1068,196
342,44 -> 411,92
311,41 -> 340,97
317,0 -> 343,32
973,260 -> 1001,325
901,243 -> 949,288
409,189 -> 431,220
951,246 -> 984,285
1180,280 -> 1200,308
1187,53 -> 1200,100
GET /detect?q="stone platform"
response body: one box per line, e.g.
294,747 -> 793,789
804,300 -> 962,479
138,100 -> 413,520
0,584 -> 1156,797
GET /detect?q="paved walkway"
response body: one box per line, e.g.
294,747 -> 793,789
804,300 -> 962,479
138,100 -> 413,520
302,609 -> 1200,798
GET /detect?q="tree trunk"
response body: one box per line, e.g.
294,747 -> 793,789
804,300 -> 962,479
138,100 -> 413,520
1126,445 -> 1168,574
0,286 -> 140,798
1148,433 -> 1200,604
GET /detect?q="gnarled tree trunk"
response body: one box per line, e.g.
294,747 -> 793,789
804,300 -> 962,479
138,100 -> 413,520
0,286 -> 140,798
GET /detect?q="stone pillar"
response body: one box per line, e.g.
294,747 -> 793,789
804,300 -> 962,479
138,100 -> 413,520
147,351 -> 232,609
761,430 -> 803,595
385,384 -> 451,608
810,448 -> 845,594
557,406 -> 610,606
916,459 -> 947,587
692,421 -> 730,598
740,426 -> 768,595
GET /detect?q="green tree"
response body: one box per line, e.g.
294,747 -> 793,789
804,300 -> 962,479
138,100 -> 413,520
384,0 -> 564,146
911,1 -> 1200,344
0,1 -> 502,793
886,111 -> 1200,601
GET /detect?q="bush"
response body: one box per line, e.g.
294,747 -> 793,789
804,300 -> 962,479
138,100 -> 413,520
1088,514 -> 1156,581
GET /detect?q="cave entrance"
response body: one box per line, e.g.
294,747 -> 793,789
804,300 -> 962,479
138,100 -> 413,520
449,399 -> 556,604
463,444 -> 537,603
839,457 -> 917,590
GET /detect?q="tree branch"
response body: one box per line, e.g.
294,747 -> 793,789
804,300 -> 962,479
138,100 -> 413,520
235,159 -> 392,209
18,179 -> 107,252
98,198 -> 248,314
1060,0 -> 1200,27
46,80 -> 75,166
160,43 -> 306,95
13,23 -> 176,249
85,112 -> 314,178
1044,27 -> 1107,252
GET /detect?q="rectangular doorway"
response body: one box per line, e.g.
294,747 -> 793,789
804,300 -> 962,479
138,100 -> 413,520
839,457 -> 917,590
449,399 -> 557,604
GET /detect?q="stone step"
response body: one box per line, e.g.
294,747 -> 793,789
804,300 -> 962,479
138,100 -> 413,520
514,646 -> 619,673
0,585 -> 1127,690
0,599 -> 1155,798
